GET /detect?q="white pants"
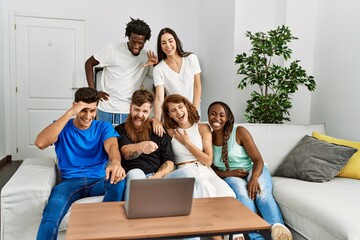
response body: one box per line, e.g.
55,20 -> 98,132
165,161 -> 236,198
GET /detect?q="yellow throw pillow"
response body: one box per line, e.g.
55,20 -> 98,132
313,131 -> 360,179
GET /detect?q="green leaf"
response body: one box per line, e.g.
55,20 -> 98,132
235,25 -> 316,123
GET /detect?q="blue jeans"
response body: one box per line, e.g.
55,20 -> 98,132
36,177 -> 126,240
97,109 -> 128,125
224,166 -> 284,240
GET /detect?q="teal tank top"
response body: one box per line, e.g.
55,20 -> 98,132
213,126 -> 253,171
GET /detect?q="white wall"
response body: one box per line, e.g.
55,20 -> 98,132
0,0 -> 6,159
1,0 -> 360,158
198,0 -> 236,119
285,0 -> 318,124
231,0 -> 289,122
311,0 -> 360,141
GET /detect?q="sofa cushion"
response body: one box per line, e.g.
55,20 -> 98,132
273,176 -> 360,240
236,123 -> 326,175
274,135 -> 357,182
313,131 -> 360,180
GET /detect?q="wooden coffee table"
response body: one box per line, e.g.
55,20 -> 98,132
66,197 -> 271,240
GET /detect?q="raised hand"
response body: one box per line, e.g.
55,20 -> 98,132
173,129 -> 190,146
144,50 -> 158,67
71,101 -> 96,115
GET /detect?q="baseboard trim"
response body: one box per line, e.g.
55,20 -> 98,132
0,155 -> 12,168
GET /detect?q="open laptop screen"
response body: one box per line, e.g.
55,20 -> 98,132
124,178 -> 195,219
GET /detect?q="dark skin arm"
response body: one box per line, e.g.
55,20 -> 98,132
236,126 -> 264,200
213,167 -> 249,179
212,126 -> 264,200
84,56 -> 109,101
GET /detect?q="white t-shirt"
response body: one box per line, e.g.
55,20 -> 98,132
153,53 -> 201,103
94,42 -> 152,113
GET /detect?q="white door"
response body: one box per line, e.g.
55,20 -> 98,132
13,13 -> 85,160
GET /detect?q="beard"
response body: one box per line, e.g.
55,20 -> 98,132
124,115 -> 152,143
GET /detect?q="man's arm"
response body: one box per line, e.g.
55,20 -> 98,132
35,101 -> 90,150
151,160 -> 174,179
85,56 -> 109,101
84,56 -> 100,89
104,137 -> 126,184
120,141 -> 158,160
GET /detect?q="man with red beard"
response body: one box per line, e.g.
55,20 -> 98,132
115,89 -> 175,200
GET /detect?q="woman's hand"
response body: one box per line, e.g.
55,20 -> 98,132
152,118 -> 165,137
173,129 -> 191,146
227,169 -> 249,178
247,176 -> 261,200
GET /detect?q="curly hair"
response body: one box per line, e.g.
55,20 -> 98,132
156,27 -> 192,62
162,94 -> 199,129
74,87 -> 99,105
125,17 -> 151,41
207,101 -> 234,170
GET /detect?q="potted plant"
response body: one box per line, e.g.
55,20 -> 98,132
235,25 -> 316,123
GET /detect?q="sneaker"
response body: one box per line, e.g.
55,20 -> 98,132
271,223 -> 293,240
233,234 -> 244,240
223,234 -> 243,240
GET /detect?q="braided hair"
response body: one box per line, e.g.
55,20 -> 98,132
207,101 -> 234,170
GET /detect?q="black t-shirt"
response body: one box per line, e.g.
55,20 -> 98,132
115,123 -> 175,174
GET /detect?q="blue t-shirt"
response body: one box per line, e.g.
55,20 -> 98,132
54,119 -> 120,179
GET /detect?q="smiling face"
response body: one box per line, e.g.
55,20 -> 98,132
74,103 -> 97,130
208,104 -> 228,132
127,33 -> 146,56
129,102 -> 152,129
167,102 -> 189,127
160,33 -> 177,57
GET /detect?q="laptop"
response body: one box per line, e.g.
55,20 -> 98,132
124,177 -> 195,219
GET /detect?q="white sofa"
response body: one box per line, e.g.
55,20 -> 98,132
1,123 -> 360,240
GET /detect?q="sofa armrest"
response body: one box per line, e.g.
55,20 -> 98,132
1,157 -> 57,240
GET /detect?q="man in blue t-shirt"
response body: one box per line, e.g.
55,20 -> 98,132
35,87 -> 126,240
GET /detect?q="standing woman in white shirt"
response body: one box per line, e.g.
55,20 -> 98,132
152,28 -> 202,136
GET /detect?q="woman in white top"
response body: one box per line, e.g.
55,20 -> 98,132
162,94 -> 235,199
152,28 -> 202,136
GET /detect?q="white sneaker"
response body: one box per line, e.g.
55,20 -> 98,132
233,234 -> 244,240
271,223 -> 292,240
223,234 -> 243,240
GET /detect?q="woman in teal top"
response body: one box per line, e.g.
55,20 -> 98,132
208,101 -> 292,240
